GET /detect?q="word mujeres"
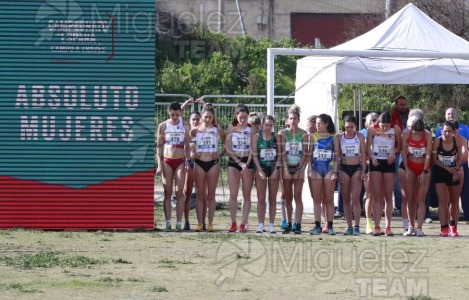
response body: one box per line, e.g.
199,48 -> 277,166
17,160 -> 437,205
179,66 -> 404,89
15,85 -> 139,142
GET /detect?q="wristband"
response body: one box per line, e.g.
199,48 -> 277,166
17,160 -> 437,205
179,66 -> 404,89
423,169 -> 429,174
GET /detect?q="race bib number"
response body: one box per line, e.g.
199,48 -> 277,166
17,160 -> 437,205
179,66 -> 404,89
439,155 -> 455,166
409,146 -> 425,158
260,148 -> 276,161
343,144 -> 358,157
374,144 -> 391,158
165,133 -> 184,146
197,135 -> 216,150
233,136 -> 249,151
286,142 -> 301,155
314,149 -> 332,161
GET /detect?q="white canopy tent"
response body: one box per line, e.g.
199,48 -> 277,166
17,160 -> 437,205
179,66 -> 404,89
265,3 -> 469,213
293,3 -> 469,127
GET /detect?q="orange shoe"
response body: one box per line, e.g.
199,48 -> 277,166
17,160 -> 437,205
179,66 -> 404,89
207,224 -> 215,232
195,223 -> 203,232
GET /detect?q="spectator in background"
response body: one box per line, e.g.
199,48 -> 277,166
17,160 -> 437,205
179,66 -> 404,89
391,95 -> 409,216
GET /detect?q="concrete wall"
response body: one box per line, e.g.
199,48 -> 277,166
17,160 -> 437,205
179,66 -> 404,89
157,0 -> 385,40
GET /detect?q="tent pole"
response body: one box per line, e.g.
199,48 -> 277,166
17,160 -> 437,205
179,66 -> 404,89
267,49 -> 275,117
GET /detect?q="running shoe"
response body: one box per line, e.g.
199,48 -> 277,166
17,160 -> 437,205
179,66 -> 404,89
256,224 -> 264,234
183,221 -> 190,231
165,224 -> 171,232
239,224 -> 248,233
310,226 -> 322,235
280,219 -> 287,229
228,223 -> 237,233
353,226 -> 360,236
440,226 -> 449,237
294,224 -> 302,234
385,227 -> 394,236
373,226 -> 381,236
416,228 -> 424,237
343,227 -> 353,236
282,224 -> 292,234
328,227 -> 336,235
292,223 -> 297,232
425,218 -> 433,224
334,211 -> 343,218
322,224 -> 329,233
269,224 -> 276,234
366,223 -> 373,235
207,224 -> 215,232
195,223 -> 203,232
403,226 -> 416,236
450,225 -> 459,237
175,223 -> 182,232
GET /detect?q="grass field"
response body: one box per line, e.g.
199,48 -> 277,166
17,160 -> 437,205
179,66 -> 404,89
0,203 -> 468,300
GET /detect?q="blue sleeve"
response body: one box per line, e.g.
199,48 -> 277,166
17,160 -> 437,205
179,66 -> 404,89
435,127 -> 442,138
461,123 -> 469,140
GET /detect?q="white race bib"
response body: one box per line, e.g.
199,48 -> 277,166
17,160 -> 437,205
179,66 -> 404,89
409,146 -> 425,158
314,149 -> 332,161
260,148 -> 276,161
286,142 -> 301,155
233,135 -> 249,151
375,144 -> 392,159
165,133 -> 184,146
438,155 -> 455,166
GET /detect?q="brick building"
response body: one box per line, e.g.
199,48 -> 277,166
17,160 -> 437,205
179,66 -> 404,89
157,0 -> 385,47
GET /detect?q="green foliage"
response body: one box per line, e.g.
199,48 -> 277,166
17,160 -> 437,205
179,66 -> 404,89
0,251 -> 105,269
157,25 -> 300,100
339,84 -> 469,133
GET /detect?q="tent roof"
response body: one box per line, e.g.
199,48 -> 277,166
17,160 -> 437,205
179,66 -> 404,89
296,3 -> 469,85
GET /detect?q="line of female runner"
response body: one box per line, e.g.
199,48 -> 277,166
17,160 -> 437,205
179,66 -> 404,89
160,102 -> 463,236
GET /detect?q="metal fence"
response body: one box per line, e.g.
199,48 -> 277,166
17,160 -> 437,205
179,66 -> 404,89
155,94 -> 293,202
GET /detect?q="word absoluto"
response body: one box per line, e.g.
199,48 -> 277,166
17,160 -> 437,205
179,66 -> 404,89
15,85 -> 139,142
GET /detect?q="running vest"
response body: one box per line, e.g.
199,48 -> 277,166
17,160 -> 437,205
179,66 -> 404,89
407,132 -> 426,159
164,119 -> 185,149
312,132 -> 334,163
372,124 -> 396,159
285,129 -> 305,165
195,127 -> 219,153
231,125 -> 251,153
340,132 -> 360,157
257,132 -> 277,168
437,137 -> 457,167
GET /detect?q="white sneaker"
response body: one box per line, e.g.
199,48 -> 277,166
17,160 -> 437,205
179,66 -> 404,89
425,218 -> 433,224
256,224 -> 264,233
403,226 -> 416,236
416,228 -> 424,237
269,224 -> 276,234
